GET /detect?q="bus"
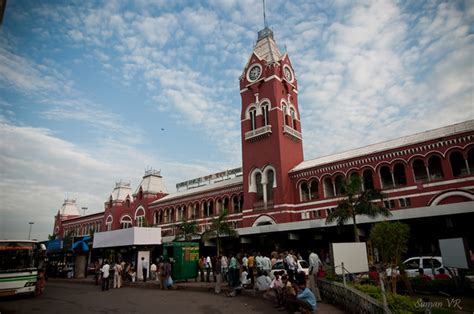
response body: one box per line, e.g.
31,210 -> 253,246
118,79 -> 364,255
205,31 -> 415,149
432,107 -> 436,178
0,240 -> 44,297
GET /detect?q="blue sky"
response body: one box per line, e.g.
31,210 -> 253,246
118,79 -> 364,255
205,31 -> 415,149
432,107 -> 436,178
0,0 -> 472,240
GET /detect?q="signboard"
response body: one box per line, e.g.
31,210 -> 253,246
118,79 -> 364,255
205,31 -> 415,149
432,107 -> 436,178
93,227 -> 162,248
331,242 -> 369,275
439,238 -> 470,269
176,167 -> 242,191
46,239 -> 63,251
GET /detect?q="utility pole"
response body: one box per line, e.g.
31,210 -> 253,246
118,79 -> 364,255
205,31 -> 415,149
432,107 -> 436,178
28,222 -> 34,240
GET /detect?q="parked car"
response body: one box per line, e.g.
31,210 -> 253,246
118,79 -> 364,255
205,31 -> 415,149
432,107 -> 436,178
270,261 -> 286,279
386,256 -> 453,278
297,260 -> 309,277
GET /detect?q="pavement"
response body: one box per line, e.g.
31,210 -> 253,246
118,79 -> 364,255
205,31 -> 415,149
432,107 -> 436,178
48,276 -> 346,313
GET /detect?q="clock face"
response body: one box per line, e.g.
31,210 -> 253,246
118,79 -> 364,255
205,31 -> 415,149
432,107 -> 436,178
248,65 -> 261,81
284,66 -> 293,82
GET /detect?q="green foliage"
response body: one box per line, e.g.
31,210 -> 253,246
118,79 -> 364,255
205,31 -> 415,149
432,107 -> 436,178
326,176 -> 391,242
174,219 -> 199,242
352,283 -> 420,313
386,293 -> 419,313
201,210 -> 238,256
370,221 -> 410,293
48,233 -> 56,240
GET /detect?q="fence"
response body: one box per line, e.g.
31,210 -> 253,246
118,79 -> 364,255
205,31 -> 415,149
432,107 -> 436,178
319,279 -> 389,314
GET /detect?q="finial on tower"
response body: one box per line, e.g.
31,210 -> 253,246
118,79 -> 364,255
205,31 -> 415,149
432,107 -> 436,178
263,0 -> 267,28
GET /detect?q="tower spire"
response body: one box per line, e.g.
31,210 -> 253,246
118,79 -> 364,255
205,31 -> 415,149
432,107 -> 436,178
263,0 -> 267,28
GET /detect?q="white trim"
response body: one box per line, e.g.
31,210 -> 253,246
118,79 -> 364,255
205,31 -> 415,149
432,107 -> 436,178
423,177 -> 474,188
240,88 -> 249,93
430,191 -> 474,205
236,201 -> 474,236
283,64 -> 294,83
264,74 -> 281,82
252,215 -> 277,226
134,206 -> 146,219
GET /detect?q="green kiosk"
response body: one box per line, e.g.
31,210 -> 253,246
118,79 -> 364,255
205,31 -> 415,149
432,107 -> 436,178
163,242 -> 199,281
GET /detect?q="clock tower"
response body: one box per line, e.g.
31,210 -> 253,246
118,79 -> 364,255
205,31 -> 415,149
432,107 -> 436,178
240,27 -> 304,226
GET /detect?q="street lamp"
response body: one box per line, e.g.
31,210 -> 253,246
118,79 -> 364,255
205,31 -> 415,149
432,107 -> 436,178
28,222 -> 34,240
82,207 -> 88,216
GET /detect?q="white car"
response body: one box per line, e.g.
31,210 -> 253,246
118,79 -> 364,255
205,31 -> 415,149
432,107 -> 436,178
269,261 -> 286,279
297,260 -> 309,277
387,256 -> 453,278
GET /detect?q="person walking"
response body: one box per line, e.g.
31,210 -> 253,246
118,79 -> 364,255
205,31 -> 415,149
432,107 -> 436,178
308,250 -> 322,301
150,261 -> 157,281
214,255 -> 222,294
141,257 -> 148,282
101,260 -> 110,291
113,261 -> 122,288
247,253 -> 255,286
205,255 -> 212,283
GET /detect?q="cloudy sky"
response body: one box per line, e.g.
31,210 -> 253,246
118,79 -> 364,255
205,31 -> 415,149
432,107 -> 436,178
0,0 -> 472,240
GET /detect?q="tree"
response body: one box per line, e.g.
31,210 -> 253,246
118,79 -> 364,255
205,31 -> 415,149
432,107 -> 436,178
174,218 -> 199,242
48,233 -> 57,240
201,210 -> 238,256
325,176 -> 391,242
370,221 -> 410,293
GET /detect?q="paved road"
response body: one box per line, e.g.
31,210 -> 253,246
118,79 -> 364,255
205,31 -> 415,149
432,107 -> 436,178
0,281 -> 278,314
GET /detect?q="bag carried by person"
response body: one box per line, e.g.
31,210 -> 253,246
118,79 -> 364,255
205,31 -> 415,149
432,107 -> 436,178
166,276 -> 173,288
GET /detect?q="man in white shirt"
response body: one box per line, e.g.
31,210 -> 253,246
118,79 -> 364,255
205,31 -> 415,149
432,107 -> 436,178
205,256 -> 212,282
285,252 -> 297,281
308,250 -> 322,301
242,253 -> 248,271
150,261 -> 157,281
141,257 -> 148,282
101,260 -> 110,291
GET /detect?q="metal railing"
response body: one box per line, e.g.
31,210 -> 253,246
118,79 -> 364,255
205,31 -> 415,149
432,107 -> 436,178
319,279 -> 388,314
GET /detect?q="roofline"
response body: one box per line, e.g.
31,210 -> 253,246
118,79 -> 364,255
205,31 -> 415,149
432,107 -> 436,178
291,120 -> 474,173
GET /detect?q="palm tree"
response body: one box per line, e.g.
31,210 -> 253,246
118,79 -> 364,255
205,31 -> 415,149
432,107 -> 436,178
174,218 -> 199,242
325,176 -> 391,242
201,210 -> 238,256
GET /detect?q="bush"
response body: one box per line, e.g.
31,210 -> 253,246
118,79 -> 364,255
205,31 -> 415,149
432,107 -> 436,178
353,283 -> 381,299
352,283 -> 421,313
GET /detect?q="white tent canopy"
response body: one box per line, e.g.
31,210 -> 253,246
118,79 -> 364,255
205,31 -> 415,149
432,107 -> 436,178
93,227 -> 162,248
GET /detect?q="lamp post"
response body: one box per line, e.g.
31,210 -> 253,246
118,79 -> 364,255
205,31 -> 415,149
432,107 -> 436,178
82,207 -> 88,216
28,222 -> 34,240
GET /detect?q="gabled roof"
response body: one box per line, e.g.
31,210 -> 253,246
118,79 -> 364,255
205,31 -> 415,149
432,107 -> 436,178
150,176 -> 243,206
291,120 -> 474,173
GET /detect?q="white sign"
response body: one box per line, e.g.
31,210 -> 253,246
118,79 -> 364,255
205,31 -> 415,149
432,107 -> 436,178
93,227 -> 162,248
332,242 -> 369,275
439,238 -> 470,269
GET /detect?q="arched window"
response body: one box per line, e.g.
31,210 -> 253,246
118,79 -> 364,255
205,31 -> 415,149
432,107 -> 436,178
323,177 -> 334,198
106,216 -> 113,231
363,169 -> 375,190
380,165 -> 393,189
282,105 -> 287,126
467,148 -> 474,173
249,108 -> 257,130
290,108 -> 296,129
450,151 -> 467,176
309,179 -> 319,200
334,175 -> 344,196
266,169 -> 274,201
349,173 -> 362,192
262,103 -> 270,126
300,182 -> 309,202
153,211 -> 159,225
413,159 -> 428,182
232,195 -> 243,213
428,155 -> 444,180
223,197 -> 229,213
120,216 -> 132,229
393,163 -> 407,186
256,173 -> 264,201
135,207 -> 146,227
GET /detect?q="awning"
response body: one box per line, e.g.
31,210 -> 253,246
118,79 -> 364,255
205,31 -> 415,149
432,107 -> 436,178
92,227 -> 162,249
72,235 -> 92,251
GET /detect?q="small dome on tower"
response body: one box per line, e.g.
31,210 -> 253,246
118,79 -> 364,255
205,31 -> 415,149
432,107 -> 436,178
134,169 -> 168,195
108,181 -> 133,202
59,198 -> 80,217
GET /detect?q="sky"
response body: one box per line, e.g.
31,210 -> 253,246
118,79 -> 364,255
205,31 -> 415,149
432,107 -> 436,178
0,0 -> 472,241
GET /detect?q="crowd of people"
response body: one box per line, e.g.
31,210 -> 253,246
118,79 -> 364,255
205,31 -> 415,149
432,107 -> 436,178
196,250 -> 325,313
94,256 -> 174,291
